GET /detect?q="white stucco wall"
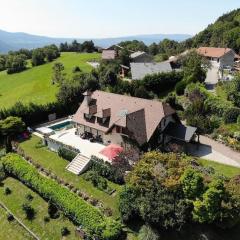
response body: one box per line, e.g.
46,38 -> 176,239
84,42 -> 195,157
47,139 -> 61,152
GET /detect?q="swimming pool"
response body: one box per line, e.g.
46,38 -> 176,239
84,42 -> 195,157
49,120 -> 73,131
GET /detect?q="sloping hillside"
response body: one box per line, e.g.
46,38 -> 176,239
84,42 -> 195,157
0,52 -> 100,108
191,8 -> 240,52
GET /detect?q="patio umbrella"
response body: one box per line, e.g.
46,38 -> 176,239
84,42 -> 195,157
99,144 -> 123,160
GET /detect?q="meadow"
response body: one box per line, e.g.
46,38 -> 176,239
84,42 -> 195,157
0,52 -> 100,109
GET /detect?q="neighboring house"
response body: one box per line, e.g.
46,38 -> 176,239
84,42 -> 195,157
120,64 -> 130,78
72,90 -> 197,149
130,62 -> 172,80
130,51 -> 153,63
101,49 -> 117,60
197,47 -> 236,68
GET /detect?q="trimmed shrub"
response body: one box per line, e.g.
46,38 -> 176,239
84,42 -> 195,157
44,216 -> 50,223
7,214 -> 14,222
223,107 -> 240,124
61,227 -> 70,236
22,203 -> 36,220
4,187 -> 11,195
48,201 -> 60,219
58,147 -> 77,161
175,81 -> 187,95
25,193 -> 34,201
2,154 -> 121,239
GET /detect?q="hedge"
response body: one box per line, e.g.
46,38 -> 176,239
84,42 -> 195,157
1,154 -> 121,239
58,147 -> 78,161
0,101 -> 74,126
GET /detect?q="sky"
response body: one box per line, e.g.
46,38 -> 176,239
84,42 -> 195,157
0,0 -> 239,38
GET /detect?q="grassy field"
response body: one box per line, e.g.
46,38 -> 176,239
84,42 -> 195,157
0,206 -> 34,240
0,177 -> 78,240
19,135 -> 121,218
200,159 -> 240,178
0,52 -> 100,109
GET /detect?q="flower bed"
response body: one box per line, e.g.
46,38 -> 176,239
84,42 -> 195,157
211,124 -> 240,152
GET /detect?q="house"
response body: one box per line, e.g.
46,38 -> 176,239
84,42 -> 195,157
197,47 -> 236,68
101,49 -> 117,60
130,51 -> 153,63
120,64 -> 130,78
130,62 -> 172,80
72,90 -> 197,149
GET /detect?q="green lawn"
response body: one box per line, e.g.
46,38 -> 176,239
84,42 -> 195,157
0,177 -> 78,240
0,206 -> 34,240
19,135 -> 121,218
200,159 -> 240,178
0,52 -> 100,109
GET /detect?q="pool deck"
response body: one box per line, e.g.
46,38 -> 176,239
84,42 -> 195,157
49,128 -> 109,162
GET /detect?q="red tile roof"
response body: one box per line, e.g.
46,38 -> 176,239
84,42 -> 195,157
72,91 -> 176,145
197,47 -> 233,58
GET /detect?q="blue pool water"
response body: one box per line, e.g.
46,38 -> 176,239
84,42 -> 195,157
49,121 -> 73,131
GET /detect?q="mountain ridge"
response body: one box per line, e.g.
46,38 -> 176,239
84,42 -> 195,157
0,29 -> 191,53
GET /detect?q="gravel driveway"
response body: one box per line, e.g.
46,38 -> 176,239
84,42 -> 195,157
205,64 -> 219,92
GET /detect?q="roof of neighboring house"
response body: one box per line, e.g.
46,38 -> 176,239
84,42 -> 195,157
130,62 -> 172,80
197,47 -> 234,58
102,50 -> 116,60
164,122 -> 197,143
130,51 -> 147,59
72,91 -> 176,145
168,50 -> 190,62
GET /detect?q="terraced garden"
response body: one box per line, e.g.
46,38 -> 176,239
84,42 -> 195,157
19,135 -> 122,218
0,177 -> 77,240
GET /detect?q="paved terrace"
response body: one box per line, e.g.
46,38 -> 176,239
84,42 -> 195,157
49,128 -> 109,162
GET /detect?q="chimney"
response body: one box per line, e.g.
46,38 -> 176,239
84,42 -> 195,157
82,90 -> 92,106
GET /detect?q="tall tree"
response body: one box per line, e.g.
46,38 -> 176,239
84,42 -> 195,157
5,54 -> 27,74
52,62 -> 65,84
0,116 -> 25,152
32,48 -> 45,66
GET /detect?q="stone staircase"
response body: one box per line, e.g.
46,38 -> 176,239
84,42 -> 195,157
66,153 -> 91,175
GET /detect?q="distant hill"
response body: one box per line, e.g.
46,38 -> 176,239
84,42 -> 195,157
0,29 -> 191,53
190,8 -> 240,53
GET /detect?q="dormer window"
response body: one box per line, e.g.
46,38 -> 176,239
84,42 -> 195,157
102,117 -> 108,123
84,113 -> 92,120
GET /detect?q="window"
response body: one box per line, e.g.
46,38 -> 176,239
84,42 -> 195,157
116,126 -> 122,133
84,113 -> 92,120
163,118 -> 167,127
